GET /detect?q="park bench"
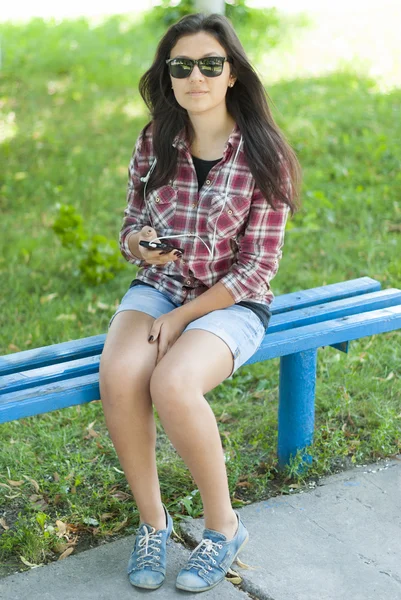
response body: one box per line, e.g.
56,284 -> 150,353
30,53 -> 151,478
1,276 -> 401,470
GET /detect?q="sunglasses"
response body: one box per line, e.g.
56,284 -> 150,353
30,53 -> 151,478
166,56 -> 233,79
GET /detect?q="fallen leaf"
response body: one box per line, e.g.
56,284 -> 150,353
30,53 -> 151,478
58,547 -> 74,560
111,517 -> 128,533
96,302 -> 109,310
56,520 -> 68,537
100,513 -> 115,522
29,494 -> 42,502
53,541 -> 68,554
86,428 -> 99,438
8,344 -> 20,352
56,314 -> 77,321
0,483 -> 12,490
53,472 -> 60,482
40,293 -> 58,304
20,556 -> 43,568
0,518 -> 9,530
225,568 -> 242,584
111,491 -> 131,501
7,479 -> 24,486
23,475 -> 40,493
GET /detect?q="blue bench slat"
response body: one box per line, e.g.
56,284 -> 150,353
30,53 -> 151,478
270,276 -> 381,314
270,288 -> 401,332
1,288 -> 399,397
0,374 -> 100,423
0,278 -> 380,377
0,356 -> 101,396
2,305 -> 400,423
247,305 -> 401,363
0,334 -> 106,378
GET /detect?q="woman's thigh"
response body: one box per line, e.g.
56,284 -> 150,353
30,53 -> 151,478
151,305 -> 266,398
183,304 -> 266,379
100,284 -> 179,399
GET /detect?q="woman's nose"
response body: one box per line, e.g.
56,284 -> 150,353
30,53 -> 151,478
189,65 -> 205,81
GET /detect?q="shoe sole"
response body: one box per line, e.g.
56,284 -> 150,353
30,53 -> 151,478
175,532 -> 250,593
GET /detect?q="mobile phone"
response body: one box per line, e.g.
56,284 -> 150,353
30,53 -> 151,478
139,240 -> 183,253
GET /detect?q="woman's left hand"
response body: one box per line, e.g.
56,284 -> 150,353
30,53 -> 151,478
148,309 -> 188,365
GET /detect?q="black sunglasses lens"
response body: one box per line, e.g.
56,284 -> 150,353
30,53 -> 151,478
199,58 -> 225,76
168,57 -> 226,78
169,59 -> 193,78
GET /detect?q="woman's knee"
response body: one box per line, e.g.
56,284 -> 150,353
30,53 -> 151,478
100,346 -> 155,407
149,362 -> 195,410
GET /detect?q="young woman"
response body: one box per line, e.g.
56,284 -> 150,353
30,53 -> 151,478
100,12 -> 301,593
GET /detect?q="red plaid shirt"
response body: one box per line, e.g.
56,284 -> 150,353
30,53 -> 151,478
120,123 -> 291,307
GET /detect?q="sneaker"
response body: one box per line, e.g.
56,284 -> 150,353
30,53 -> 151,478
176,510 -> 249,592
127,503 -> 173,589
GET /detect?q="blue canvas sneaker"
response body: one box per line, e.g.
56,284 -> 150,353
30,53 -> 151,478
127,503 -> 173,589
176,510 -> 249,592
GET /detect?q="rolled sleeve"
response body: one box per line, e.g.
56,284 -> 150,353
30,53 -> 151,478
119,132 -> 151,265
219,179 -> 291,304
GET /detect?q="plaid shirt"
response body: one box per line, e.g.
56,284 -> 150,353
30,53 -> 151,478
120,123 -> 291,307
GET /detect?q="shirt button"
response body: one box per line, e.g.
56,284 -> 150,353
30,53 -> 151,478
205,179 -> 211,185
155,196 -> 160,202
151,267 -> 157,273
227,209 -> 233,215
186,279 -> 191,285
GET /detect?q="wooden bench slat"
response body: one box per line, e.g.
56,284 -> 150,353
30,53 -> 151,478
0,278 -> 380,377
271,288 -> 401,332
2,305 -> 400,423
0,334 -> 106,378
0,356 -> 101,396
0,374 -> 100,423
1,288 -> 399,397
247,305 -> 401,363
270,276 -> 381,313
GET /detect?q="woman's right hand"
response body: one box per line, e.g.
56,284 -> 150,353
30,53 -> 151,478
138,226 -> 182,265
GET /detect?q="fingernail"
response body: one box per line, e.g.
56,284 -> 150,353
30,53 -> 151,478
148,336 -> 154,342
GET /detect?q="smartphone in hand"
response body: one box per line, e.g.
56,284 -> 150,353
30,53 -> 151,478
139,240 -> 183,254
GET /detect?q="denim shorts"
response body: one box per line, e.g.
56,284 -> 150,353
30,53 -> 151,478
110,284 -> 266,376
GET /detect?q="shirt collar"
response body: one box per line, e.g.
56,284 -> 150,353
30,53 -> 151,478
172,123 -> 243,154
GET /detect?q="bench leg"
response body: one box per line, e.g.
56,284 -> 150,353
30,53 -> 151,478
278,349 -> 317,471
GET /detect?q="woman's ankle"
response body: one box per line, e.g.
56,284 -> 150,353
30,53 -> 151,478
139,505 -> 167,530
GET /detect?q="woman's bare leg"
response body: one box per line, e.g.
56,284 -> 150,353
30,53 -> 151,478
99,310 -> 166,530
150,330 -> 238,540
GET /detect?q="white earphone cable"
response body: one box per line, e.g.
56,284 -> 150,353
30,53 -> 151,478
142,136 -> 243,258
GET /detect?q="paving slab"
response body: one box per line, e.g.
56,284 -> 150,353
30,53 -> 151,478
0,534 -> 248,600
181,457 -> 401,600
1,457 -> 400,600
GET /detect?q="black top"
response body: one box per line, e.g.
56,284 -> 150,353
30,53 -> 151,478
192,155 -> 221,190
191,154 -> 272,330
129,155 -> 272,331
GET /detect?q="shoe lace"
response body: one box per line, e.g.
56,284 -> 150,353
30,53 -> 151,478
187,538 -> 223,573
135,526 -> 163,568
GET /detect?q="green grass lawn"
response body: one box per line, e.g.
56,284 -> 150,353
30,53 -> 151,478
0,7 -> 400,576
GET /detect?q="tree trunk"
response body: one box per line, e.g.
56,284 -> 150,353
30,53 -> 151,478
194,0 -> 225,15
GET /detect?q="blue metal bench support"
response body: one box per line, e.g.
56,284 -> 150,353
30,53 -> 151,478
278,349 -> 317,470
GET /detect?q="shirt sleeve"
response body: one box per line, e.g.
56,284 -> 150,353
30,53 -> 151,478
218,170 -> 291,304
119,130 -> 151,265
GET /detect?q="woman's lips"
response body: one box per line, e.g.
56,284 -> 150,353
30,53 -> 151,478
188,91 -> 208,96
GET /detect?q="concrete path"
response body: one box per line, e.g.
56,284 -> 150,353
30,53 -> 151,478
1,457 -> 400,600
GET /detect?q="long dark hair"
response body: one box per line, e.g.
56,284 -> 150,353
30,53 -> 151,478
139,13 -> 301,215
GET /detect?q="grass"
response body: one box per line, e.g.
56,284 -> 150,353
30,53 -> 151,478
1,6 -> 401,577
